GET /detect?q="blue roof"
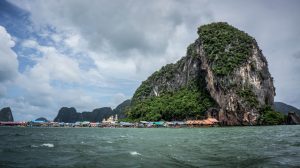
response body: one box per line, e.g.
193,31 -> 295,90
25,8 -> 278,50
153,121 -> 165,125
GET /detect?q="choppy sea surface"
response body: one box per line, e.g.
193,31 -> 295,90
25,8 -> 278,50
0,126 -> 299,168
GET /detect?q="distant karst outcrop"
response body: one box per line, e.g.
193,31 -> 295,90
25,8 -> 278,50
113,99 -> 131,119
54,100 -> 131,123
0,107 -> 14,122
127,22 -> 276,125
54,107 -> 78,123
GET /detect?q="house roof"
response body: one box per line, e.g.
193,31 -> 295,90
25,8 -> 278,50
152,121 -> 165,125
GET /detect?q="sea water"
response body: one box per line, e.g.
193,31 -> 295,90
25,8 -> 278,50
0,126 -> 299,167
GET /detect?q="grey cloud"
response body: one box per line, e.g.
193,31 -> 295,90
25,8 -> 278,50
293,51 -> 300,59
0,68 -> 17,82
0,85 -> 7,97
11,0 -> 213,58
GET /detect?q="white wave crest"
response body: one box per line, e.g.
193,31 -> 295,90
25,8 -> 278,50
41,143 -> 54,148
30,145 -> 38,148
130,151 -> 141,156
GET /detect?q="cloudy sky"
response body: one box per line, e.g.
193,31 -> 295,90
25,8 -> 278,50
0,0 -> 299,121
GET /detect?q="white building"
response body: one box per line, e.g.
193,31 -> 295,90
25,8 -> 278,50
102,114 -> 118,124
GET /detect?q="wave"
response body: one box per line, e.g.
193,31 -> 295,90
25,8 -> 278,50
41,143 -> 54,148
30,143 -> 54,148
30,145 -> 39,148
130,151 -> 141,156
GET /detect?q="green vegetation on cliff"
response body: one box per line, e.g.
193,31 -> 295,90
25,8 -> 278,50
132,63 -> 176,103
259,106 -> 285,125
198,22 -> 253,76
187,43 -> 197,58
128,80 -> 215,121
237,88 -> 259,108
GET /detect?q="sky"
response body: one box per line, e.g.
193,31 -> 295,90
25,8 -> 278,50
0,0 -> 299,121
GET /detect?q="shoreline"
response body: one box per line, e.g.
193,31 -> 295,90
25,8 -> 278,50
0,124 -> 297,129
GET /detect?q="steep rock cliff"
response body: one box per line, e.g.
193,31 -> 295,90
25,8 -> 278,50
196,23 -> 275,125
0,107 -> 14,122
54,107 -> 79,123
286,112 -> 300,125
128,22 -> 275,125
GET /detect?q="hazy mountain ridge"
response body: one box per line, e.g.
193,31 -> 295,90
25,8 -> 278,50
53,100 -> 131,123
274,102 -> 300,115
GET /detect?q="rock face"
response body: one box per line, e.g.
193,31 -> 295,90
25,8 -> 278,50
286,112 -> 300,125
81,107 -> 115,122
54,107 -> 78,123
0,107 -> 14,122
54,100 -> 131,123
129,22 -> 275,125
197,41 -> 275,125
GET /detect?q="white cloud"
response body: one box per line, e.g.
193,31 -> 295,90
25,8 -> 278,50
18,39 -> 104,104
0,35 -> 105,120
0,26 -> 19,82
21,39 -> 84,83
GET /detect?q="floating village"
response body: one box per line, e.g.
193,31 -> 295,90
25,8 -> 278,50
0,114 -> 220,128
